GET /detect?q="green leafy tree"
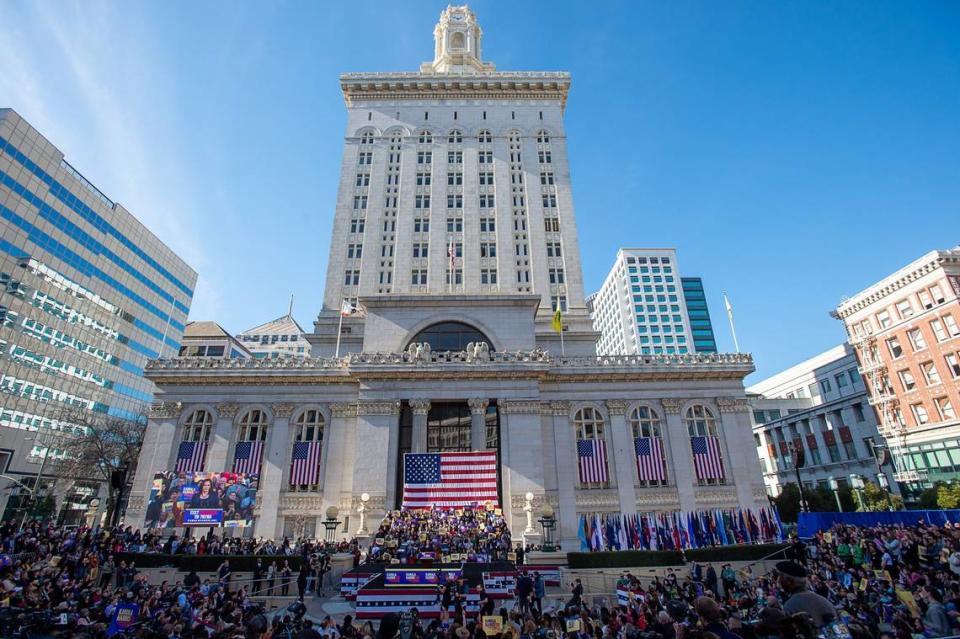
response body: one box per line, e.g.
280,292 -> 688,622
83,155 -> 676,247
918,485 -> 941,509
774,483 -> 803,523
859,481 -> 903,511
937,483 -> 960,509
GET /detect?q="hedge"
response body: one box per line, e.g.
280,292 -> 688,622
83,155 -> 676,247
566,543 -> 789,569
114,553 -> 302,573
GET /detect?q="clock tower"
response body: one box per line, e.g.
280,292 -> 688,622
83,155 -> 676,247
421,5 -> 495,74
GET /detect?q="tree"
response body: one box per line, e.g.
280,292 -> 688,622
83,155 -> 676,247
773,483 -> 803,523
859,481 -> 904,511
937,482 -> 960,509
918,485 -> 941,509
46,409 -> 147,526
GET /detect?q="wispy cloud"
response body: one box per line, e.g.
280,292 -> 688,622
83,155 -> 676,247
0,0 -> 221,320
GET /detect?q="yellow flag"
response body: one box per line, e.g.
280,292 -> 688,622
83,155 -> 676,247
552,308 -> 562,333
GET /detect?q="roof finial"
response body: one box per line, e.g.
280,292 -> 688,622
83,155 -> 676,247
288,293 -> 294,317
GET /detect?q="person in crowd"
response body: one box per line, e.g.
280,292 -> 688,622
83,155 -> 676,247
298,560 -> 310,601
774,560 -> 837,628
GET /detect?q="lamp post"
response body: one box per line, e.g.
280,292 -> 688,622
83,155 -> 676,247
877,473 -> 894,511
849,474 -> 866,511
537,504 -> 557,552
828,477 -> 843,512
322,506 -> 341,543
356,493 -> 370,536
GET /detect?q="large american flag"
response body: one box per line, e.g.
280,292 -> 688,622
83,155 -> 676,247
290,441 -> 322,485
691,436 -> 725,480
577,439 -> 608,484
175,441 -> 206,473
233,441 -> 264,475
402,451 -> 498,509
634,437 -> 666,482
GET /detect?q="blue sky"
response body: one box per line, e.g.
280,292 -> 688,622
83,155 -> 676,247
1,1 -> 957,381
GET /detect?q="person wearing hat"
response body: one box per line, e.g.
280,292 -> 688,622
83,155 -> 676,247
775,560 -> 836,628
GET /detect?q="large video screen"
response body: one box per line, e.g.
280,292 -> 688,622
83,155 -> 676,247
144,471 -> 258,529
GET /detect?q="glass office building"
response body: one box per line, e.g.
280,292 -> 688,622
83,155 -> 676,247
682,277 -> 718,353
0,108 -> 196,522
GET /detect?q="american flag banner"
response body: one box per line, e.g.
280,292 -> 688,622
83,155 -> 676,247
290,441 -> 322,485
402,451 -> 499,509
576,439 -> 608,484
233,441 -> 264,475
691,436 -> 725,480
634,437 -> 666,482
175,441 -> 207,473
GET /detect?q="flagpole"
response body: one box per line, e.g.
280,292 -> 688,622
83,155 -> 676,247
722,292 -> 740,353
555,294 -> 565,357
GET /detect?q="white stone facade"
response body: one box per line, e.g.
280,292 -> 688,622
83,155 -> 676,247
127,6 -> 767,547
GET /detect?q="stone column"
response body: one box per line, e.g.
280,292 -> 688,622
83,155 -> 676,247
717,397 -> 764,509
322,403 -> 357,514
661,398 -> 696,512
499,400 -> 545,539
255,403 -> 293,540
353,401 -> 401,513
546,401 -> 578,548
606,400 -> 637,516
126,402 -> 181,526
207,403 -> 239,472
410,399 -> 431,453
468,398 -> 489,450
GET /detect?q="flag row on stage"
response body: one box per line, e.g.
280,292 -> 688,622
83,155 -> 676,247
576,506 -> 784,552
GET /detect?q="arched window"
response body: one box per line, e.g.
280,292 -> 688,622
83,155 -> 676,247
573,407 -> 609,488
478,130 -> 492,144
450,31 -> 466,49
418,130 -> 433,144
536,130 -> 550,144
360,131 -> 375,145
628,406 -> 667,486
448,130 -> 463,144
684,405 -> 725,485
409,321 -> 492,353
182,409 -> 212,442
289,410 -> 324,492
238,409 -> 269,441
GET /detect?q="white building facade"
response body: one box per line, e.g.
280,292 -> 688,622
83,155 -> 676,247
747,344 -> 897,498
127,6 -> 767,546
237,313 -> 310,359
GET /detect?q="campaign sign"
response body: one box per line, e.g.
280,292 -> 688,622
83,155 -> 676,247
107,602 -> 139,636
183,508 -> 224,526
385,569 -> 449,586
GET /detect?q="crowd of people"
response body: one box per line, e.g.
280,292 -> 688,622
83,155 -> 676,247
367,508 -> 512,563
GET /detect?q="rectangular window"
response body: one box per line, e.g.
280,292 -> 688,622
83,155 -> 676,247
412,243 -> 428,258
898,369 -> 917,391
411,269 -> 427,285
447,195 -> 463,209
540,172 -> 555,185
478,171 -> 494,185
930,318 -> 948,342
835,373 -> 849,388
480,218 -> 496,233
480,269 -> 498,285
447,151 -> 463,164
548,268 -> 565,284
478,150 -> 493,164
936,397 -> 957,420
413,218 -> 429,233
446,218 -> 463,233
480,243 -> 497,258
344,270 -> 360,286
853,403 -> 865,422
919,290 -> 934,309
347,244 -> 362,259
416,172 -> 431,186
887,337 -> 903,358
479,194 -> 495,208
907,328 -> 927,351
355,174 -> 369,187
921,361 -> 942,385
417,151 -> 432,164
931,285 -> 946,304
447,172 -> 463,186
944,314 -> 960,337
349,219 -> 365,233
877,310 -> 891,328
353,195 -> 368,210
896,299 -> 914,319
541,194 -> 557,208
544,218 -> 560,232
911,403 -> 929,425
538,150 -> 552,163
415,195 -> 430,209
546,242 -> 562,258
358,152 -> 372,165
820,379 -> 832,394
946,353 -> 960,378
445,269 -> 463,285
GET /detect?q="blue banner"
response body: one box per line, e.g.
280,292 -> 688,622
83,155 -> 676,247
107,602 -> 139,636
183,508 -> 224,526
797,510 -> 960,538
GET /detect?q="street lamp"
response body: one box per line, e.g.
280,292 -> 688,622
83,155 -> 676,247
828,477 -> 843,512
877,473 -> 894,511
356,493 -> 370,536
537,504 -> 557,552
322,506 -> 341,543
849,475 -> 866,511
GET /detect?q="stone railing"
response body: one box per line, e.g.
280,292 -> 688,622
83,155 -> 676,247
341,71 -> 570,80
146,351 -> 752,371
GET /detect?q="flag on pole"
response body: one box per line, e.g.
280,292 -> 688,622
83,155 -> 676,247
447,240 -> 456,268
175,441 -> 206,473
578,516 -> 589,551
340,300 -> 355,317
576,439 -> 608,483
401,451 -> 498,509
232,441 -> 264,475
552,308 -> 562,333
290,441 -> 322,485
691,436 -> 725,480
634,437 -> 666,482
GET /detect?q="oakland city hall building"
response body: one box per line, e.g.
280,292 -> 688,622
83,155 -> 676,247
128,6 -> 766,546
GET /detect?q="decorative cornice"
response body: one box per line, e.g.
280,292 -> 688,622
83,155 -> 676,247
467,398 -> 489,415
606,400 -> 629,416
272,403 -> 295,419
660,398 -> 683,415
410,398 -> 432,415
499,400 -> 541,415
356,400 -> 401,416
350,494 -> 387,512
330,403 -> 358,418
217,403 -> 240,419
694,485 -> 739,506
716,397 -> 751,413
278,494 -> 325,514
508,493 -> 555,510
149,401 -> 181,419
636,488 -> 681,509
574,490 -> 620,509
546,400 -> 570,416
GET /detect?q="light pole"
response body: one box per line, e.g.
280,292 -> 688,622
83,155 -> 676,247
849,475 -> 866,511
828,477 -> 843,512
356,493 -> 370,536
877,473 -> 894,511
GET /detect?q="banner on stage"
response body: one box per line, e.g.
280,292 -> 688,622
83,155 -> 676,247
144,471 -> 258,529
